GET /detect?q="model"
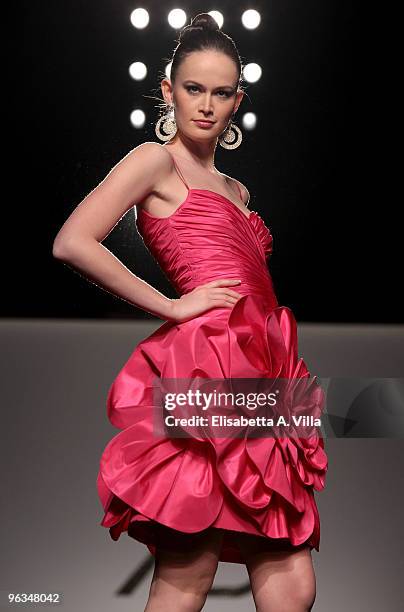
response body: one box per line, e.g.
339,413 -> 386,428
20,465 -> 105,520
52,12 -> 328,612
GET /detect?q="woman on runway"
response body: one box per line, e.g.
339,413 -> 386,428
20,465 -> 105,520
53,12 -> 327,612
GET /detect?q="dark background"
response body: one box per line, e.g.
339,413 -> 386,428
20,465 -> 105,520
6,1 -> 396,323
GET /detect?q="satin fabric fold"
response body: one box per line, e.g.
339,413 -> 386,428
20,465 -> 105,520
97,191 -> 328,564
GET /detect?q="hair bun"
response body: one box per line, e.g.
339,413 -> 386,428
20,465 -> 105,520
179,13 -> 219,41
191,13 -> 219,31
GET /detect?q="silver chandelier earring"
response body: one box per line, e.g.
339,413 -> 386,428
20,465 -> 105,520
218,118 -> 243,149
155,105 -> 177,141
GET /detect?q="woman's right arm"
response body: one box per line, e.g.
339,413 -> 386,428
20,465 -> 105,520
52,142 -> 243,322
52,142 -> 177,321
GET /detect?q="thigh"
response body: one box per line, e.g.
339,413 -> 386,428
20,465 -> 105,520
153,525 -> 224,589
233,533 -> 316,610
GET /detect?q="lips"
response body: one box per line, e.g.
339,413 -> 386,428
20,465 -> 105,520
193,120 -> 216,128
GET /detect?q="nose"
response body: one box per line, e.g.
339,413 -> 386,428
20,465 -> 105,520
199,93 -> 213,116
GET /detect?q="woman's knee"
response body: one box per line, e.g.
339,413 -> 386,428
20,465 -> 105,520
240,543 -> 316,612
252,570 -> 316,612
291,575 -> 316,610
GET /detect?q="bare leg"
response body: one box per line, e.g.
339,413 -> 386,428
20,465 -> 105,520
235,534 -> 316,612
144,526 -> 224,612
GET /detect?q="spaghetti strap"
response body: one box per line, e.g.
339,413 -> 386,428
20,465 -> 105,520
165,147 -> 242,202
234,180 -> 243,202
165,150 -> 190,190
227,175 -> 243,202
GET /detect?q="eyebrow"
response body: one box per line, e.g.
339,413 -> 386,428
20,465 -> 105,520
183,80 -> 235,90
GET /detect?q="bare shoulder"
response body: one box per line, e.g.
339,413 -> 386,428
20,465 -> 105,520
52,141 -> 175,247
235,179 -> 251,206
125,141 -> 173,173
223,173 -> 251,207
108,141 -> 177,203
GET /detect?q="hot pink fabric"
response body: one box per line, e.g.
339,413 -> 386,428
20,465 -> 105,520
97,188 -> 328,564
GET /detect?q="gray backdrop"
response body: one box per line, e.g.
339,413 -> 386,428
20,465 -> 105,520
1,320 -> 403,611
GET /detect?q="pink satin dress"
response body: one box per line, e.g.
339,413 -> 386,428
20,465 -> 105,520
97,151 -> 328,564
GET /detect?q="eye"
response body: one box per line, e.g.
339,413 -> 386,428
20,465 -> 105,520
185,85 -> 231,98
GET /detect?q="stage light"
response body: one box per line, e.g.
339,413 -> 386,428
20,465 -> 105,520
129,61 -> 147,81
130,8 -> 149,29
164,62 -> 172,79
242,112 -> 257,130
168,9 -> 187,29
130,109 -> 146,128
243,63 -> 262,83
241,9 -> 261,30
208,11 -> 223,29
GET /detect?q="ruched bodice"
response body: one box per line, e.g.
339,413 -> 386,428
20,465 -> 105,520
96,149 -> 328,565
136,188 -> 278,308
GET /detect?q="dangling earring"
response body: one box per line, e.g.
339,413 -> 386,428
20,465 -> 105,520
219,118 -> 243,149
155,105 -> 177,141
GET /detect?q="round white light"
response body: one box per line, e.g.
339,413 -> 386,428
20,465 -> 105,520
165,62 -> 172,80
168,9 -> 187,29
208,11 -> 223,29
243,63 -> 262,83
241,10 -> 261,30
129,61 -> 147,81
242,112 -> 257,130
130,109 -> 146,128
130,8 -> 149,29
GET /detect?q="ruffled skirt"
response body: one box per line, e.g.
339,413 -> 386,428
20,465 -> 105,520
97,294 -> 328,564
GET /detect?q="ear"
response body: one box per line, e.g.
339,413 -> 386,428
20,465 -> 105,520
233,89 -> 245,114
161,78 -> 174,107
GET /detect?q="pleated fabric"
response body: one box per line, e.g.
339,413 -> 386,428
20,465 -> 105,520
97,187 -> 328,564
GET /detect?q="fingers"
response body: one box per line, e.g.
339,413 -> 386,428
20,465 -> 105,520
209,289 -> 241,300
208,279 -> 241,287
222,290 -> 241,301
209,298 -> 238,309
210,291 -> 242,307
180,279 -> 243,319
204,279 -> 242,299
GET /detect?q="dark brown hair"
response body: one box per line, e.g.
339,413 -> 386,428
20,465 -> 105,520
155,13 -> 245,115
151,13 -> 248,116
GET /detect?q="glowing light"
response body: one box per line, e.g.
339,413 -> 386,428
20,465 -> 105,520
168,9 -> 187,29
208,11 -> 223,29
241,10 -> 261,30
130,109 -> 146,128
164,62 -> 172,80
130,8 -> 149,29
129,61 -> 147,81
243,63 -> 262,83
241,112 -> 257,130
